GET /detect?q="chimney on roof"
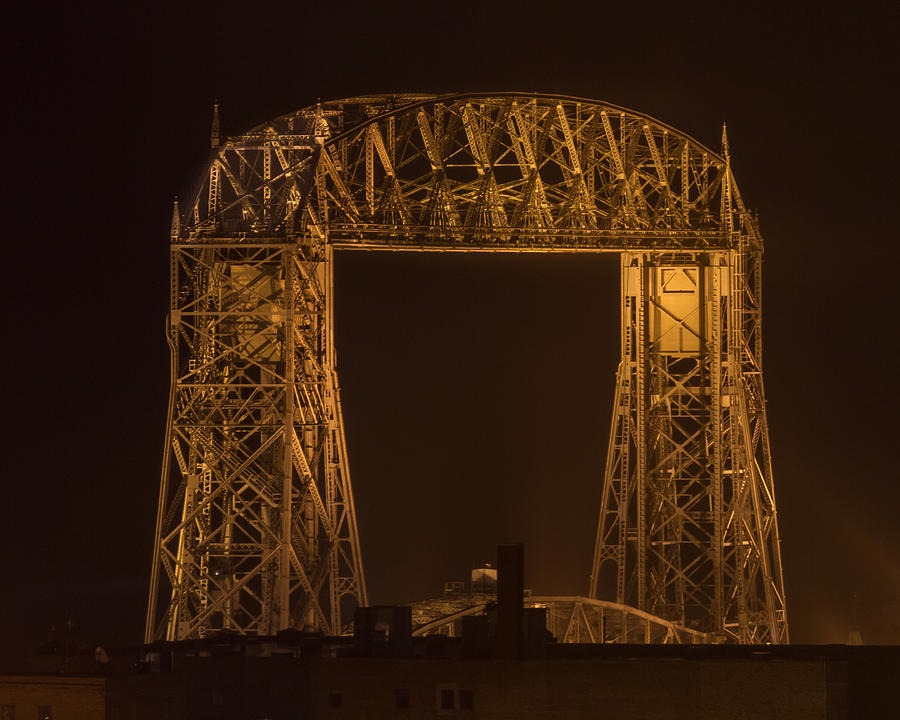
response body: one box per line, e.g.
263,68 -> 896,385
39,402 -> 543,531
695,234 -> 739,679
496,543 -> 524,658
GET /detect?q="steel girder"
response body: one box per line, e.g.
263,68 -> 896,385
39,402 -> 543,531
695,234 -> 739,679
146,93 -> 787,643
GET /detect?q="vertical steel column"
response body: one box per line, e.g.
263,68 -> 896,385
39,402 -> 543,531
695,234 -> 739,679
278,248 -> 295,631
634,256 -> 649,611
709,255 -> 725,638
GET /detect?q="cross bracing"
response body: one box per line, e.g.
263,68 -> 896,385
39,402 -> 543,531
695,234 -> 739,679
146,93 -> 788,644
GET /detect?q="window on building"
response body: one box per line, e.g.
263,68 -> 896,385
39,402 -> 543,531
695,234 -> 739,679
395,689 -> 410,709
460,689 -> 473,710
0,705 -> 14,720
328,689 -> 343,709
37,708 -> 52,720
436,683 -> 461,713
440,689 -> 455,710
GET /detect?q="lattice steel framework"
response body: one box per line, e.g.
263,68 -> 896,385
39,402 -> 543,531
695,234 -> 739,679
146,93 -> 787,643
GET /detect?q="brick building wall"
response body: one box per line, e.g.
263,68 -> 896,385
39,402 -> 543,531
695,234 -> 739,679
0,675 -> 105,720
306,657 -> 827,720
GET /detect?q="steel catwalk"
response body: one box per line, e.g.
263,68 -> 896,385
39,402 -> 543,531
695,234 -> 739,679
146,93 -> 788,643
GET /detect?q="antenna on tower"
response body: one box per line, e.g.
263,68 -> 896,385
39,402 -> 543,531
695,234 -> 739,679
211,101 -> 220,149
171,196 -> 181,242
721,122 -> 730,161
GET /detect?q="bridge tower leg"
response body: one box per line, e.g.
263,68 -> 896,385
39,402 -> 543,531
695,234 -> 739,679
145,228 -> 366,641
591,247 -> 788,643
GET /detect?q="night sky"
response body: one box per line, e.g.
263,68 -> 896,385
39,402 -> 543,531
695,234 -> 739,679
4,1 -> 899,659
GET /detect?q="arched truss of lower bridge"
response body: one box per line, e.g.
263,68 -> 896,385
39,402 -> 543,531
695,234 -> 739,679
412,596 -> 712,645
146,92 -> 787,645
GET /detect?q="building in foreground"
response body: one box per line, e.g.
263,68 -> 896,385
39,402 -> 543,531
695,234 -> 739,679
2,636 -> 897,720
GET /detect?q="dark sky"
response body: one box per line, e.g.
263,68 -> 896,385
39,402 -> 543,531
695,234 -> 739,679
3,1 -> 898,656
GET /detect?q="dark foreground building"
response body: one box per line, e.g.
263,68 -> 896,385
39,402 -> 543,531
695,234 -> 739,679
5,548 -> 896,717
2,635 -> 897,719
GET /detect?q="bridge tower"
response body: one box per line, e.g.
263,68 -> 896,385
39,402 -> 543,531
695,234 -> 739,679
146,94 -> 787,643
589,129 -> 787,643
144,112 -> 367,641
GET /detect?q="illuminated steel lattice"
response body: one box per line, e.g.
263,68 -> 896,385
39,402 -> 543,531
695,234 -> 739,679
146,93 -> 788,643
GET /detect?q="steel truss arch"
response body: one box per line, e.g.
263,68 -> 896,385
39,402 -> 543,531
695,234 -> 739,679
412,596 -> 713,645
147,93 -> 787,645
181,92 -> 758,250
